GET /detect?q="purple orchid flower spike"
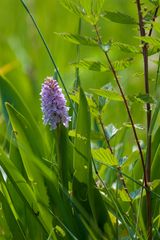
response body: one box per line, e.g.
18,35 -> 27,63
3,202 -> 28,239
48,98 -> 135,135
40,77 -> 71,129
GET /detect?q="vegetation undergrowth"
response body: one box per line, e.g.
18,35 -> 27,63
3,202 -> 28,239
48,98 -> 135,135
0,0 -> 160,239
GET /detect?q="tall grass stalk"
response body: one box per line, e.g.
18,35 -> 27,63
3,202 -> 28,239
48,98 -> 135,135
19,0 -> 76,115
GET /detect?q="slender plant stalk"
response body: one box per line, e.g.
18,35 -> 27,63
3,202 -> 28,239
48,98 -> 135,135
116,175 -> 119,240
136,0 -> 151,179
155,53 -> 160,91
19,0 -> 76,115
94,25 -> 148,187
98,114 -> 136,222
98,115 -> 129,194
148,6 -> 159,37
98,115 -> 112,153
75,18 -> 81,90
95,159 -> 160,200
94,99 -> 131,199
72,18 -> 81,129
136,2 -> 159,239
92,158 -> 135,239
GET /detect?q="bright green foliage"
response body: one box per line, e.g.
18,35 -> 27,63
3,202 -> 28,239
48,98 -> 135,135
102,11 -> 137,24
91,88 -> 123,101
1,0 -> 160,239
72,58 -> 133,72
55,32 -> 98,46
72,59 -> 108,72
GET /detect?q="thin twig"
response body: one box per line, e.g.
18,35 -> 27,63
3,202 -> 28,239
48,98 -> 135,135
98,115 -> 131,198
95,159 -> 160,200
92,98 -> 133,205
94,24 -> 148,188
98,115 -> 113,153
155,53 -> 160,91
148,6 -> 159,37
135,1 -> 159,239
97,114 -> 136,221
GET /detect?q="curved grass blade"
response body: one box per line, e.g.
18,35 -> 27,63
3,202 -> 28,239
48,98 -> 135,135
73,87 -> 115,238
0,75 -> 49,156
19,0 -> 76,115
0,147 -> 56,238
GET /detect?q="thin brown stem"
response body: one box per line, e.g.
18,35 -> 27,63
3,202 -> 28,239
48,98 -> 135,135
146,5 -> 159,181
97,87 -> 136,223
148,6 -> 159,37
98,115 -> 113,153
135,1 -> 159,239
94,25 -> 148,188
98,115 -> 132,200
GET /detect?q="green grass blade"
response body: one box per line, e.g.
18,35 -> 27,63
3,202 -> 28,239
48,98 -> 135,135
0,75 -> 49,156
0,147 -> 55,238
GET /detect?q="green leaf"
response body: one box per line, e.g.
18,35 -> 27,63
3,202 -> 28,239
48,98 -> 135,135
118,189 -> 131,202
70,91 -> 99,116
86,97 -> 99,116
92,148 -> 118,166
112,58 -> 133,71
80,0 -> 104,15
73,88 -> 91,185
60,0 -> 101,24
0,75 -> 48,157
148,46 -> 160,56
72,58 -> 133,72
55,32 -> 97,46
113,41 -> 140,53
105,123 -> 119,140
0,192 -> 26,240
149,179 -> 160,190
72,87 -> 93,235
0,183 -> 26,240
55,125 -> 73,189
123,122 -> 144,130
5,103 -> 53,236
60,0 -> 86,18
130,188 -> 143,200
102,188 -> 133,237
129,93 -> 155,104
72,60 -> 108,72
54,225 -> 66,238
102,11 -> 137,24
137,93 -> 154,103
79,0 -> 104,24
144,7 -> 156,22
121,151 -> 139,168
69,129 -> 104,141
6,103 -> 47,183
153,22 -> 160,33
149,100 -> 160,136
149,0 -> 159,5
71,88 -> 116,238
152,141 -> 160,180
0,147 -> 54,237
138,36 -> 160,47
90,88 -> 123,101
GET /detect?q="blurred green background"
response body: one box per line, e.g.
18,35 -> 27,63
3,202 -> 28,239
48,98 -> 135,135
0,1 -> 160,239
